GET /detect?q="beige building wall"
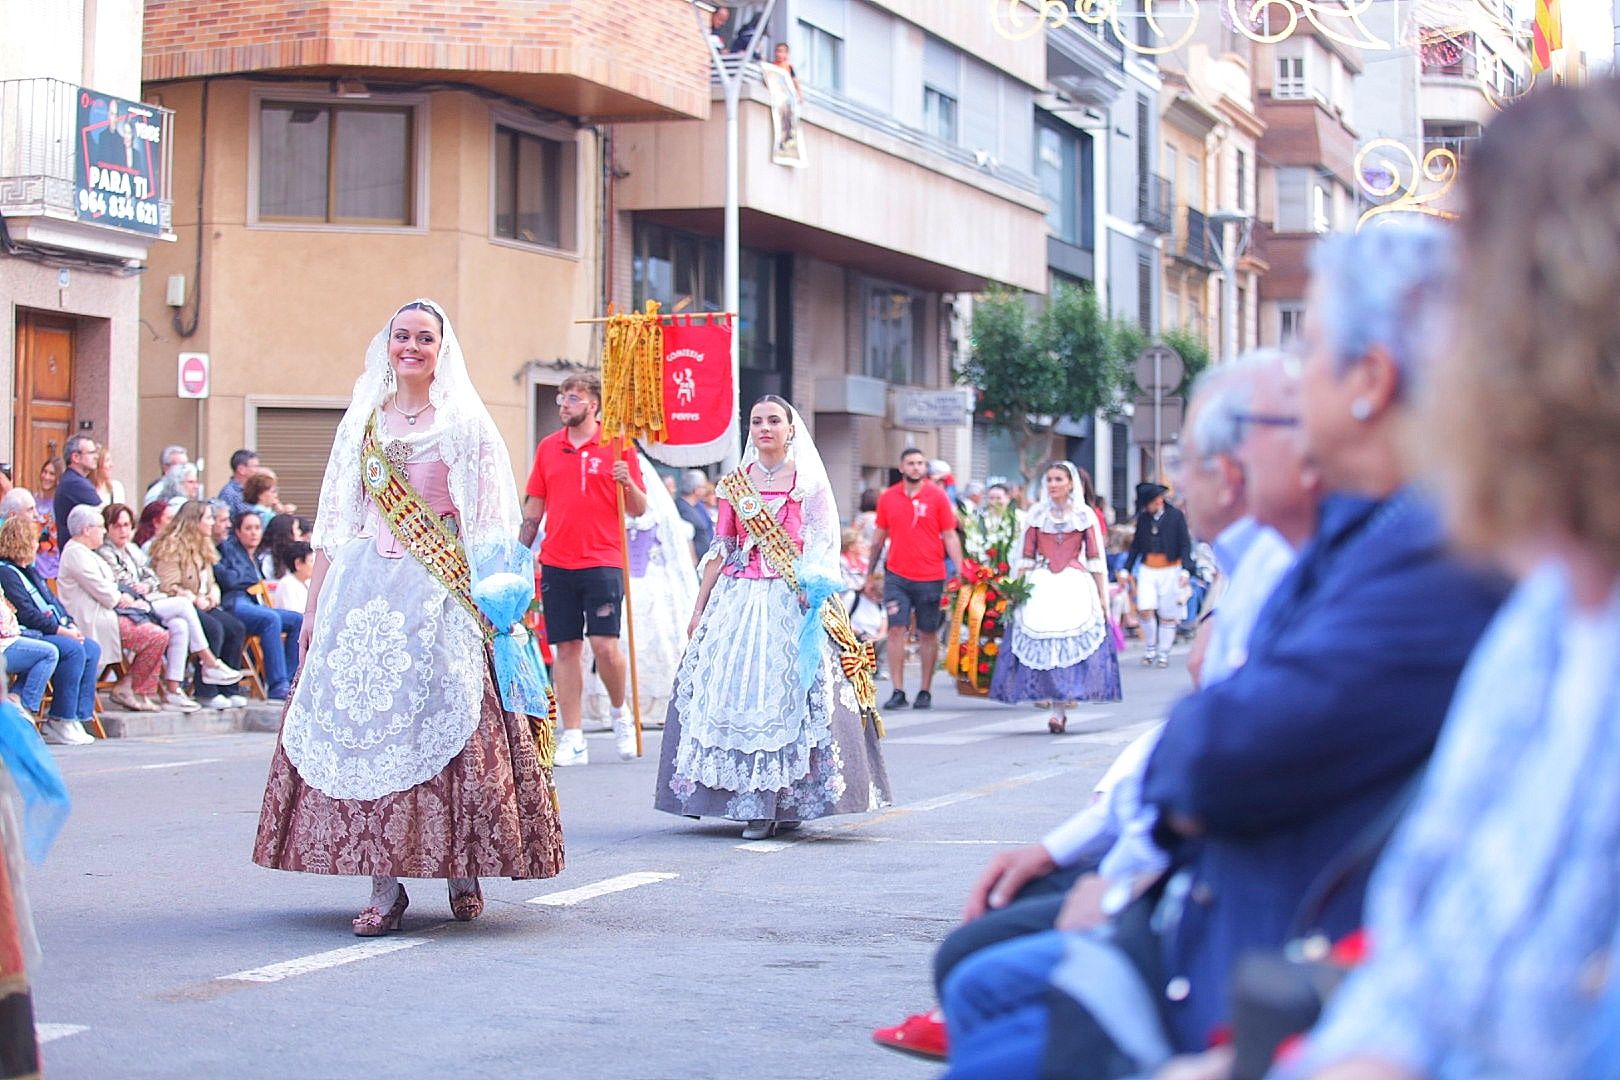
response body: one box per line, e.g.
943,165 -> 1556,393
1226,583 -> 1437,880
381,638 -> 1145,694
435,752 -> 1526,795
136,80 -> 604,497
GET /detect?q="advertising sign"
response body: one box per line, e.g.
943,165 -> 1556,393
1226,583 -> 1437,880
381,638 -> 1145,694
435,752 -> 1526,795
76,88 -> 164,235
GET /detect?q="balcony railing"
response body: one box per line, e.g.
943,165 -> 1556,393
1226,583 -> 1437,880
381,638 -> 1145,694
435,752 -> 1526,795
1178,206 -> 1217,268
0,77 -> 174,236
1138,172 -> 1173,234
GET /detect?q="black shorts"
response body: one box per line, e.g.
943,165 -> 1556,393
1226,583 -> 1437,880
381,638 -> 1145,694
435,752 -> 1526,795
884,570 -> 945,633
539,564 -> 623,644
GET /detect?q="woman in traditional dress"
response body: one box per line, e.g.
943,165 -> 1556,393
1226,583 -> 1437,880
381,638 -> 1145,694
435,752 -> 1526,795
253,299 -> 563,934
583,451 -> 698,732
988,461 -> 1122,733
655,395 -> 891,840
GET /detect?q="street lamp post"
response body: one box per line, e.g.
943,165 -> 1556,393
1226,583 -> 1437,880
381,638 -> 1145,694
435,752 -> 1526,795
691,0 -> 779,473
1208,209 -> 1252,363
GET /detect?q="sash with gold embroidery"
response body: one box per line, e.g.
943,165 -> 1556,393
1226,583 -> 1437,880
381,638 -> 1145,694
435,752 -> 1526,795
717,469 -> 883,735
360,417 -> 493,638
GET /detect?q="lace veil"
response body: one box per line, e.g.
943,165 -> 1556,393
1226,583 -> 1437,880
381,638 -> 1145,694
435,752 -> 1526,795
312,299 -> 521,559
1023,461 -> 1095,536
739,402 -> 841,583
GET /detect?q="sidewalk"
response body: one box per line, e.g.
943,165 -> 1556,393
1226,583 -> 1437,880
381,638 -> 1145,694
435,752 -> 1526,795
95,700 -> 286,739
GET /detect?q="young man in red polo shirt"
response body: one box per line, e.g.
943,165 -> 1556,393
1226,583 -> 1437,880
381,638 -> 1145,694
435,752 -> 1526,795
520,374 -> 647,766
869,447 -> 965,711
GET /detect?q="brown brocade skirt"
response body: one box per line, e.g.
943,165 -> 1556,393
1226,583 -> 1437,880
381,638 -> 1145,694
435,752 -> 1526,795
251,659 -> 564,881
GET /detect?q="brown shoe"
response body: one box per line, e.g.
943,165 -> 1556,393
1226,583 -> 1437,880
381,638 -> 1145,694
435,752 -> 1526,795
352,884 -> 409,936
449,879 -> 483,922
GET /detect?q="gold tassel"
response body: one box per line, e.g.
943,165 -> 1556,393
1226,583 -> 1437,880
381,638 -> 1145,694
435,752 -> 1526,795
600,300 -> 666,443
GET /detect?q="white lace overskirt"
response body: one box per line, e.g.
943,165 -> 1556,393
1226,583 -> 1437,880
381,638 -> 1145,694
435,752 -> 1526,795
281,537 -> 486,800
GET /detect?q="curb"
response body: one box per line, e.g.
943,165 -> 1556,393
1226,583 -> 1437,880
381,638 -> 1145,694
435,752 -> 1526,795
96,703 -> 285,739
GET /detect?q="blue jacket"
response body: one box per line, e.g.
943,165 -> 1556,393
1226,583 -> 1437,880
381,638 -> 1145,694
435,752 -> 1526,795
0,560 -> 74,637
53,468 -> 100,543
1140,489 -> 1504,1051
214,536 -> 264,605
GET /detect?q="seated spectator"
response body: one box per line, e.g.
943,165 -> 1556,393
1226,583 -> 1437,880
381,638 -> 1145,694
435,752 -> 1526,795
1283,79 -> 1620,1080
271,541 -> 313,614
57,504 -> 169,713
215,510 -> 301,701
216,449 -> 259,516
208,499 -> 232,549
151,462 -> 200,506
846,570 -> 887,645
134,499 -> 172,551
143,445 -> 189,506
89,445 -> 125,507
936,223 -> 1505,1078
257,513 -> 304,580
148,501 -> 249,711
0,594 -> 57,728
0,516 -> 100,745
242,472 -> 278,525
28,459 -> 61,580
99,503 -> 241,713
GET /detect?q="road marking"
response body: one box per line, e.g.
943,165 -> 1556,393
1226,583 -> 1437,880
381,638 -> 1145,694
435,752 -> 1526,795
36,1023 -> 88,1044
888,713 -> 1122,745
527,871 -> 678,907
217,937 -> 427,983
735,766 -> 1075,852
137,757 -> 223,771
739,836 -> 1025,853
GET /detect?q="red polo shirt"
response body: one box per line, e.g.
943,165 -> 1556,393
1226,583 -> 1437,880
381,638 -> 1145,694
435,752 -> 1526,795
525,426 -> 644,570
876,481 -> 958,581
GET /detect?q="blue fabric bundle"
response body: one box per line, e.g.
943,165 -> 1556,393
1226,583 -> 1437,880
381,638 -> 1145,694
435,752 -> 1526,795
468,540 -> 553,717
0,703 -> 69,863
794,562 -> 842,690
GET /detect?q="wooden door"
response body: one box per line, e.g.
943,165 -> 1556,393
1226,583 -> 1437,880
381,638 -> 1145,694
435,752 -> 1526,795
13,311 -> 76,486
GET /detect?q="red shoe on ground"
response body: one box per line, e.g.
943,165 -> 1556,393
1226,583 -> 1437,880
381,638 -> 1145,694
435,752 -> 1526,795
872,1010 -> 949,1061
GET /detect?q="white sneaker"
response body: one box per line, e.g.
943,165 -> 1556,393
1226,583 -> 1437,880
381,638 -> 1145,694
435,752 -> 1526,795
611,714 -> 638,761
39,720 -> 74,745
554,732 -> 589,767
228,695 -> 248,708
206,694 -> 232,710
65,721 -> 96,745
200,662 -> 243,685
164,691 -> 202,713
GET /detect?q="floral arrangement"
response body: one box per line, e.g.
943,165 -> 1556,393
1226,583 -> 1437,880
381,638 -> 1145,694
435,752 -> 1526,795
944,508 -> 1030,695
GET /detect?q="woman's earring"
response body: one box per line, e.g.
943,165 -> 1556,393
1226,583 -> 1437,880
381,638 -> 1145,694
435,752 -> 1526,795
1350,399 -> 1373,422
383,366 -> 396,392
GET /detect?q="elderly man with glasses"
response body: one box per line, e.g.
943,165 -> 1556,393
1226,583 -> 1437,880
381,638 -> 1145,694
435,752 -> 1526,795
53,434 -> 102,544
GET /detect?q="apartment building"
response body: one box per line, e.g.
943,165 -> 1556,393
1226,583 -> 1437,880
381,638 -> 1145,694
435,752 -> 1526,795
611,0 -> 1048,510
134,0 -> 710,506
1251,29 -> 1363,349
1,0 -> 164,492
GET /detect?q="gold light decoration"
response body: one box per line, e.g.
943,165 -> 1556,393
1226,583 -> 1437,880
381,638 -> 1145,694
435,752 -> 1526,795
989,0 -> 1388,51
1355,139 -> 1460,231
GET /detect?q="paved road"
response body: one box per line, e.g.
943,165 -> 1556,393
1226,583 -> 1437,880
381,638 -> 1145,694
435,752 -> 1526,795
29,656 -> 1188,1079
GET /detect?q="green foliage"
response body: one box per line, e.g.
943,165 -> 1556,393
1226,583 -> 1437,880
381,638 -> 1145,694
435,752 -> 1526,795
1159,326 -> 1210,398
960,282 -> 1139,487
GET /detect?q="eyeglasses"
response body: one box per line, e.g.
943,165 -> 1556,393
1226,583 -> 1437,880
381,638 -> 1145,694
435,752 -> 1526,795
555,393 -> 590,406
1232,412 -> 1300,429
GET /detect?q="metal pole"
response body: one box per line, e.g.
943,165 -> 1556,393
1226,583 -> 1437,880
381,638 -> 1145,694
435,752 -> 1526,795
1152,350 -> 1162,484
1221,232 -> 1238,363
721,75 -> 742,475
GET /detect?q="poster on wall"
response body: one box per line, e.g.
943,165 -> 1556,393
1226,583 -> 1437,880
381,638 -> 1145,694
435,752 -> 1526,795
761,62 -> 808,169
76,88 -> 164,235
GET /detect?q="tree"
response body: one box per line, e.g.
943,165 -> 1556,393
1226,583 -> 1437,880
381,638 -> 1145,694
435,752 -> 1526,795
960,282 -> 1142,490
1159,326 -> 1210,399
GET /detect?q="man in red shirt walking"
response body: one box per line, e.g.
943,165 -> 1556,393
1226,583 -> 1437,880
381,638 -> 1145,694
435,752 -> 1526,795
869,447 -> 964,710
520,374 -> 647,766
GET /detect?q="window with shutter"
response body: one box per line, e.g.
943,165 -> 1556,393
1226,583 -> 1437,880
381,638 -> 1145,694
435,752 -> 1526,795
251,407 -> 346,513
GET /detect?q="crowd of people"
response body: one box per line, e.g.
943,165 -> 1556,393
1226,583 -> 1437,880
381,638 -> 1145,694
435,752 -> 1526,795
0,435 -> 315,743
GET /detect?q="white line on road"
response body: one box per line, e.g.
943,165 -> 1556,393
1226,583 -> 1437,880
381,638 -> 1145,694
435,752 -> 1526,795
217,937 -> 427,983
136,757 -> 223,771
526,871 -> 678,907
36,1023 -> 88,1044
739,836 -> 1026,853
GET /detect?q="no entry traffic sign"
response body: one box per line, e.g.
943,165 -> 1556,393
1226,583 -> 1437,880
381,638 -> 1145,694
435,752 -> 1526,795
177,352 -> 210,399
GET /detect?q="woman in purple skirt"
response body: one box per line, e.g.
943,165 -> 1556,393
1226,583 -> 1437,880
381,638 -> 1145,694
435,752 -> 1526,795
988,462 -> 1122,731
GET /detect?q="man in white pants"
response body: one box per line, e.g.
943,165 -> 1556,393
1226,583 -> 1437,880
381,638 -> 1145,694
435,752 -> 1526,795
1121,482 -> 1193,667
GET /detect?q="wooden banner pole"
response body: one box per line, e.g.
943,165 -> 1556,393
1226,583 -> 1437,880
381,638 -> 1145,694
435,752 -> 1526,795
615,444 -> 644,757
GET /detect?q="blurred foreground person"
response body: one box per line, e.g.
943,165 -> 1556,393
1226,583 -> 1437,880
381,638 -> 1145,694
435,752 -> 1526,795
1288,80 -> 1620,1080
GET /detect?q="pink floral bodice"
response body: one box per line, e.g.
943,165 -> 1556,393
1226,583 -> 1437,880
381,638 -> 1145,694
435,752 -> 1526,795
716,490 -> 803,579
364,458 -> 456,559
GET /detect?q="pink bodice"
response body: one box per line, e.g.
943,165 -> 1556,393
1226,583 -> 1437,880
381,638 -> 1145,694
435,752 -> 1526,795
717,491 -> 804,579
1022,523 -> 1099,572
364,458 -> 456,559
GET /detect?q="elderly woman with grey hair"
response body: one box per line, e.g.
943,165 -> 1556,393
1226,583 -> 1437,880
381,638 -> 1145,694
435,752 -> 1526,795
56,503 -> 170,712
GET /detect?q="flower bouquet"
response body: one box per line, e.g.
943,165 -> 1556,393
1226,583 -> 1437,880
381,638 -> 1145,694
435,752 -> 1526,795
944,510 -> 1030,695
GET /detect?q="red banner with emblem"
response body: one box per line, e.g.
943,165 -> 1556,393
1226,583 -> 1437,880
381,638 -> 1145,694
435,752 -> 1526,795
645,315 -> 736,466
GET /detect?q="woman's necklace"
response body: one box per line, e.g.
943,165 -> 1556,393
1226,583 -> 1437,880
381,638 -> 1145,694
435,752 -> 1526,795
391,396 -> 432,426
755,457 -> 788,484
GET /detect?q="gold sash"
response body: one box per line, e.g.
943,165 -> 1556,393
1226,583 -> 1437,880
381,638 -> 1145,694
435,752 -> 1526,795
717,470 -> 883,735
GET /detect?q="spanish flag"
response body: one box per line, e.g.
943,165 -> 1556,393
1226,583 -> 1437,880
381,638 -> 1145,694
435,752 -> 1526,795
1532,0 -> 1562,75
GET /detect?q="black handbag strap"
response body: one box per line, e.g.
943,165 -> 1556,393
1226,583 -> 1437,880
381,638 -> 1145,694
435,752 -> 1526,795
1287,772 -> 1425,941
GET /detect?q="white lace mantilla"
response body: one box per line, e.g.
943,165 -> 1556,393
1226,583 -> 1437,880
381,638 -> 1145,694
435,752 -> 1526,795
1010,566 -> 1107,671
671,572 -> 853,794
280,536 -> 485,800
